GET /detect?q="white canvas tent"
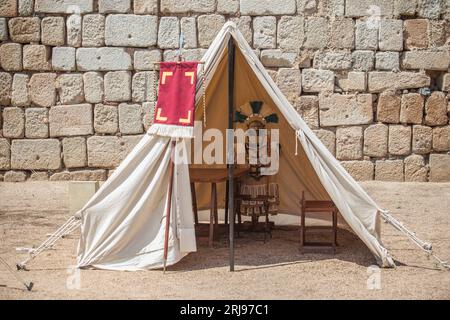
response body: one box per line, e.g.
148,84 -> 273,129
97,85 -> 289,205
76,22 -> 396,271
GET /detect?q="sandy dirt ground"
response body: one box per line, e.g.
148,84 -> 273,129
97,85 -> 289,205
0,181 -> 449,300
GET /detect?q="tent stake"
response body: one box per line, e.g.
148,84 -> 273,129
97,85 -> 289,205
163,140 -> 176,273
227,36 -> 236,272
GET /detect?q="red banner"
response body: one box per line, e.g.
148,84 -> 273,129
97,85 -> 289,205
149,61 -> 198,138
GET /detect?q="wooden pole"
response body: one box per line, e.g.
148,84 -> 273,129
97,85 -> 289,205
163,140 -> 176,273
227,37 -> 235,272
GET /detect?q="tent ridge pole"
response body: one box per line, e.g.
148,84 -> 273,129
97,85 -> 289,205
228,37 -> 235,272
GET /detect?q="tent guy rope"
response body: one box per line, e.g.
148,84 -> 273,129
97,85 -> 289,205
380,210 -> 450,270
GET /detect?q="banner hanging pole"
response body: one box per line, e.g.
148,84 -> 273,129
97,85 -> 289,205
227,37 -> 236,272
163,140 -> 176,273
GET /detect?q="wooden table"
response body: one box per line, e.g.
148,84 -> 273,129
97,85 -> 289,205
189,167 -> 249,247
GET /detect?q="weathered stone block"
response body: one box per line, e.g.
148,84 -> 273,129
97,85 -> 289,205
0,43 -> 22,71
404,154 -> 427,182
294,96 -> 318,129
0,72 -> 12,105
368,72 -> 430,92
132,71 -> 156,103
49,104 -> 93,137
99,0 -> 130,13
11,139 -> 61,170
314,51 -> 352,70
394,0 -> 417,16
52,47 -> 76,71
400,93 -> 424,124
424,91 -> 448,126
364,124 -> 388,157
240,0 -> 296,15
0,0 -> 17,17
375,52 -> 399,71
432,126 -> 450,152
375,160 -> 404,182
403,51 -> 450,71
313,129 -> 335,156
277,16 -> 304,52
94,104 -> 118,134
276,68 -> 301,102
4,171 -> 27,182
49,172 -> 71,181
87,135 -> 142,168
336,126 -> 363,160
418,0 -> 443,19
429,154 -> 450,182
253,16 -> 276,49
0,18 -> 7,40
217,0 -> 238,14
198,15 -> 225,48
329,17 -> 354,49
23,45 -> 51,71
260,50 -> 297,68
323,0 -> 345,16
62,137 -> 87,168
3,107 -> 25,138
0,139 -> 10,170
412,125 -> 432,154
11,74 -> 29,107
319,94 -> 373,126
180,17 -> 197,49
388,125 -> 411,156
82,14 -> 105,47
377,91 -> 402,123
428,20 -> 446,48
437,73 -> 450,92
134,49 -> 162,70
76,47 -> 132,71
25,108 -> 48,138
404,19 -> 428,49
56,74 -> 84,104
118,103 -> 143,134
142,101 -> 155,130
41,17 -> 65,46
105,14 -> 157,47
28,73 -> 56,107
341,160 -> 374,181
18,0 -> 33,16
134,0 -> 158,14
302,69 -> 334,92
337,72 -> 366,92
70,170 -> 107,181
158,17 -> 179,49
163,48 -> 206,62
345,0 -> 393,17
379,19 -> 403,51
351,50 -> 374,71
304,17 -> 328,49
29,172 -> 49,181
35,0 -> 93,13
66,14 -> 82,47
83,72 -> 104,103
355,19 -> 377,50
8,17 -> 40,43
105,71 -> 131,102
160,0 -> 215,13
230,16 -> 252,46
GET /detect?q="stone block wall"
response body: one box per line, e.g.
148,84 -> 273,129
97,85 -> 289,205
0,0 -> 449,182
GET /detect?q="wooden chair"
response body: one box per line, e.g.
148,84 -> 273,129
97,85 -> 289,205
300,191 -> 338,254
